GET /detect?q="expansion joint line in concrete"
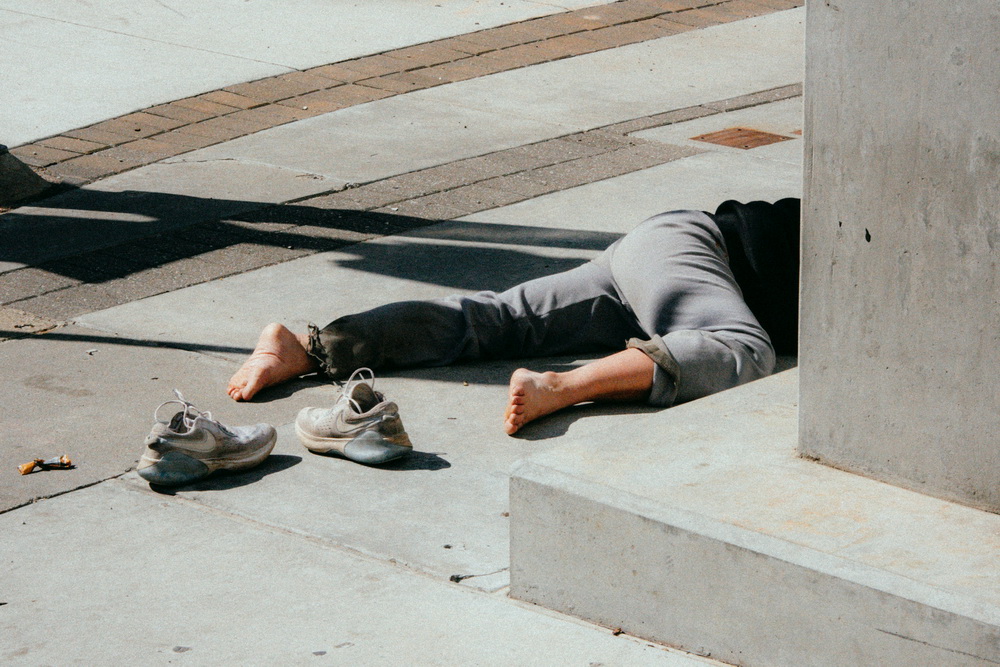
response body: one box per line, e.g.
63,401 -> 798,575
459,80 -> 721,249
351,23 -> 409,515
0,82 -> 802,327
9,0 -> 803,186
0,470 -> 130,517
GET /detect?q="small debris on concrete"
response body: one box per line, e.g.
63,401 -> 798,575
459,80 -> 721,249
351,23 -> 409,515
173,646 -> 192,653
86,349 -> 97,355
612,628 -> 623,636
18,455 -> 73,475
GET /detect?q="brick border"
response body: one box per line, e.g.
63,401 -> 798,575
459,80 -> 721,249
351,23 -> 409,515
10,0 -> 802,186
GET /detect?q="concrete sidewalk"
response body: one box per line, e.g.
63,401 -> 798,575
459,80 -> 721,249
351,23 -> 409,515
1,1 -> 803,663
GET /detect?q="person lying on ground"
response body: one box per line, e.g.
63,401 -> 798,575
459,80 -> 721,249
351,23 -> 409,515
226,199 -> 800,435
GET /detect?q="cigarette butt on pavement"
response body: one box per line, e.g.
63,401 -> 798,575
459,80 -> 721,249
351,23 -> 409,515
18,455 -> 73,475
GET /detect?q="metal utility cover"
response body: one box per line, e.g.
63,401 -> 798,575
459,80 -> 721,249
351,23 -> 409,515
691,127 -> 792,149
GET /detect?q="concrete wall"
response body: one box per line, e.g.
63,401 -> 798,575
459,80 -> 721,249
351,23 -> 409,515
800,0 -> 1000,511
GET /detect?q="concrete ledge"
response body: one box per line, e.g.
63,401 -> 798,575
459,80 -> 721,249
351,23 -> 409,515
509,370 -> 1000,666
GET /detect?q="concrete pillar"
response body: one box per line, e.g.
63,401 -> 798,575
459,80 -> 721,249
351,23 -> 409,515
800,1 -> 1000,511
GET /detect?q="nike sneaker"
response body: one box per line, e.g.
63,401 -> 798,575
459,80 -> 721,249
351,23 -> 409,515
138,390 -> 277,486
295,368 -> 412,465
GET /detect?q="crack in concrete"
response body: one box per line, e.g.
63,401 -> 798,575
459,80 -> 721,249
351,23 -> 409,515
876,628 -> 1000,664
152,0 -> 186,19
0,7 -> 296,69
0,470 -> 130,516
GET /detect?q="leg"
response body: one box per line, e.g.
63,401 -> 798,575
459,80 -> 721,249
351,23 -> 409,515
504,348 -> 654,435
226,258 -> 642,401
608,210 -> 776,406
306,259 -> 643,378
227,324 -> 317,401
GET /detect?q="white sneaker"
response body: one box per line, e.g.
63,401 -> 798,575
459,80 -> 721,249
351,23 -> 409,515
295,368 -> 412,465
138,391 -> 277,486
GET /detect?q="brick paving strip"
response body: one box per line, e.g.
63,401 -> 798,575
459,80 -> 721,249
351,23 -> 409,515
0,0 -> 803,337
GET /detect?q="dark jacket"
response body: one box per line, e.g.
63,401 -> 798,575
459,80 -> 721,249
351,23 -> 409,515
710,198 -> 801,355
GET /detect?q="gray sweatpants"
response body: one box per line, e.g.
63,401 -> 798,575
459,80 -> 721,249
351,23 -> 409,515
307,210 -> 775,407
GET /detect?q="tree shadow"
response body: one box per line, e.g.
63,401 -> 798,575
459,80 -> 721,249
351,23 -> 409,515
0,185 -> 619,288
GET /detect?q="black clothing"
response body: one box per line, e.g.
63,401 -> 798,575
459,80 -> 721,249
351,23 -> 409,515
710,198 -> 801,355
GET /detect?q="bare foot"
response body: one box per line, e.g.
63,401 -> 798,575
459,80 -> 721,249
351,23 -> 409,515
504,368 -> 577,435
227,323 -> 317,401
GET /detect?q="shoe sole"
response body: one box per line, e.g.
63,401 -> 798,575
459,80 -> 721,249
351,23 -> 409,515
295,424 -> 413,465
137,432 -> 277,487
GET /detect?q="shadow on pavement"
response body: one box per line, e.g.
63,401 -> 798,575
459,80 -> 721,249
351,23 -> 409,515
0,185 -> 620,290
239,374 -> 331,402
148,454 -> 303,494
0,329 -> 254,355
356,450 -> 451,472
327,240 -> 594,294
512,402 -> 660,441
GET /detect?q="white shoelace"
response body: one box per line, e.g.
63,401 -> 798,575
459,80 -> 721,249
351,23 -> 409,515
153,390 -> 222,432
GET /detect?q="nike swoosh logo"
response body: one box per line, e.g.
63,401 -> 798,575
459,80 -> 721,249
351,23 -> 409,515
161,429 -> 217,453
334,411 -> 379,436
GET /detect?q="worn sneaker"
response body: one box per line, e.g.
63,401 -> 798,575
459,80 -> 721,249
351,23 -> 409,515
295,368 -> 412,465
138,390 -> 277,487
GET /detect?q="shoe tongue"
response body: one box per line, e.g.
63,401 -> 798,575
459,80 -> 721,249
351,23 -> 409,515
350,383 -> 379,412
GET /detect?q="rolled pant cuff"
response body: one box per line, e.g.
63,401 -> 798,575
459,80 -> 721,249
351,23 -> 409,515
627,336 -> 680,407
306,323 -> 340,379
